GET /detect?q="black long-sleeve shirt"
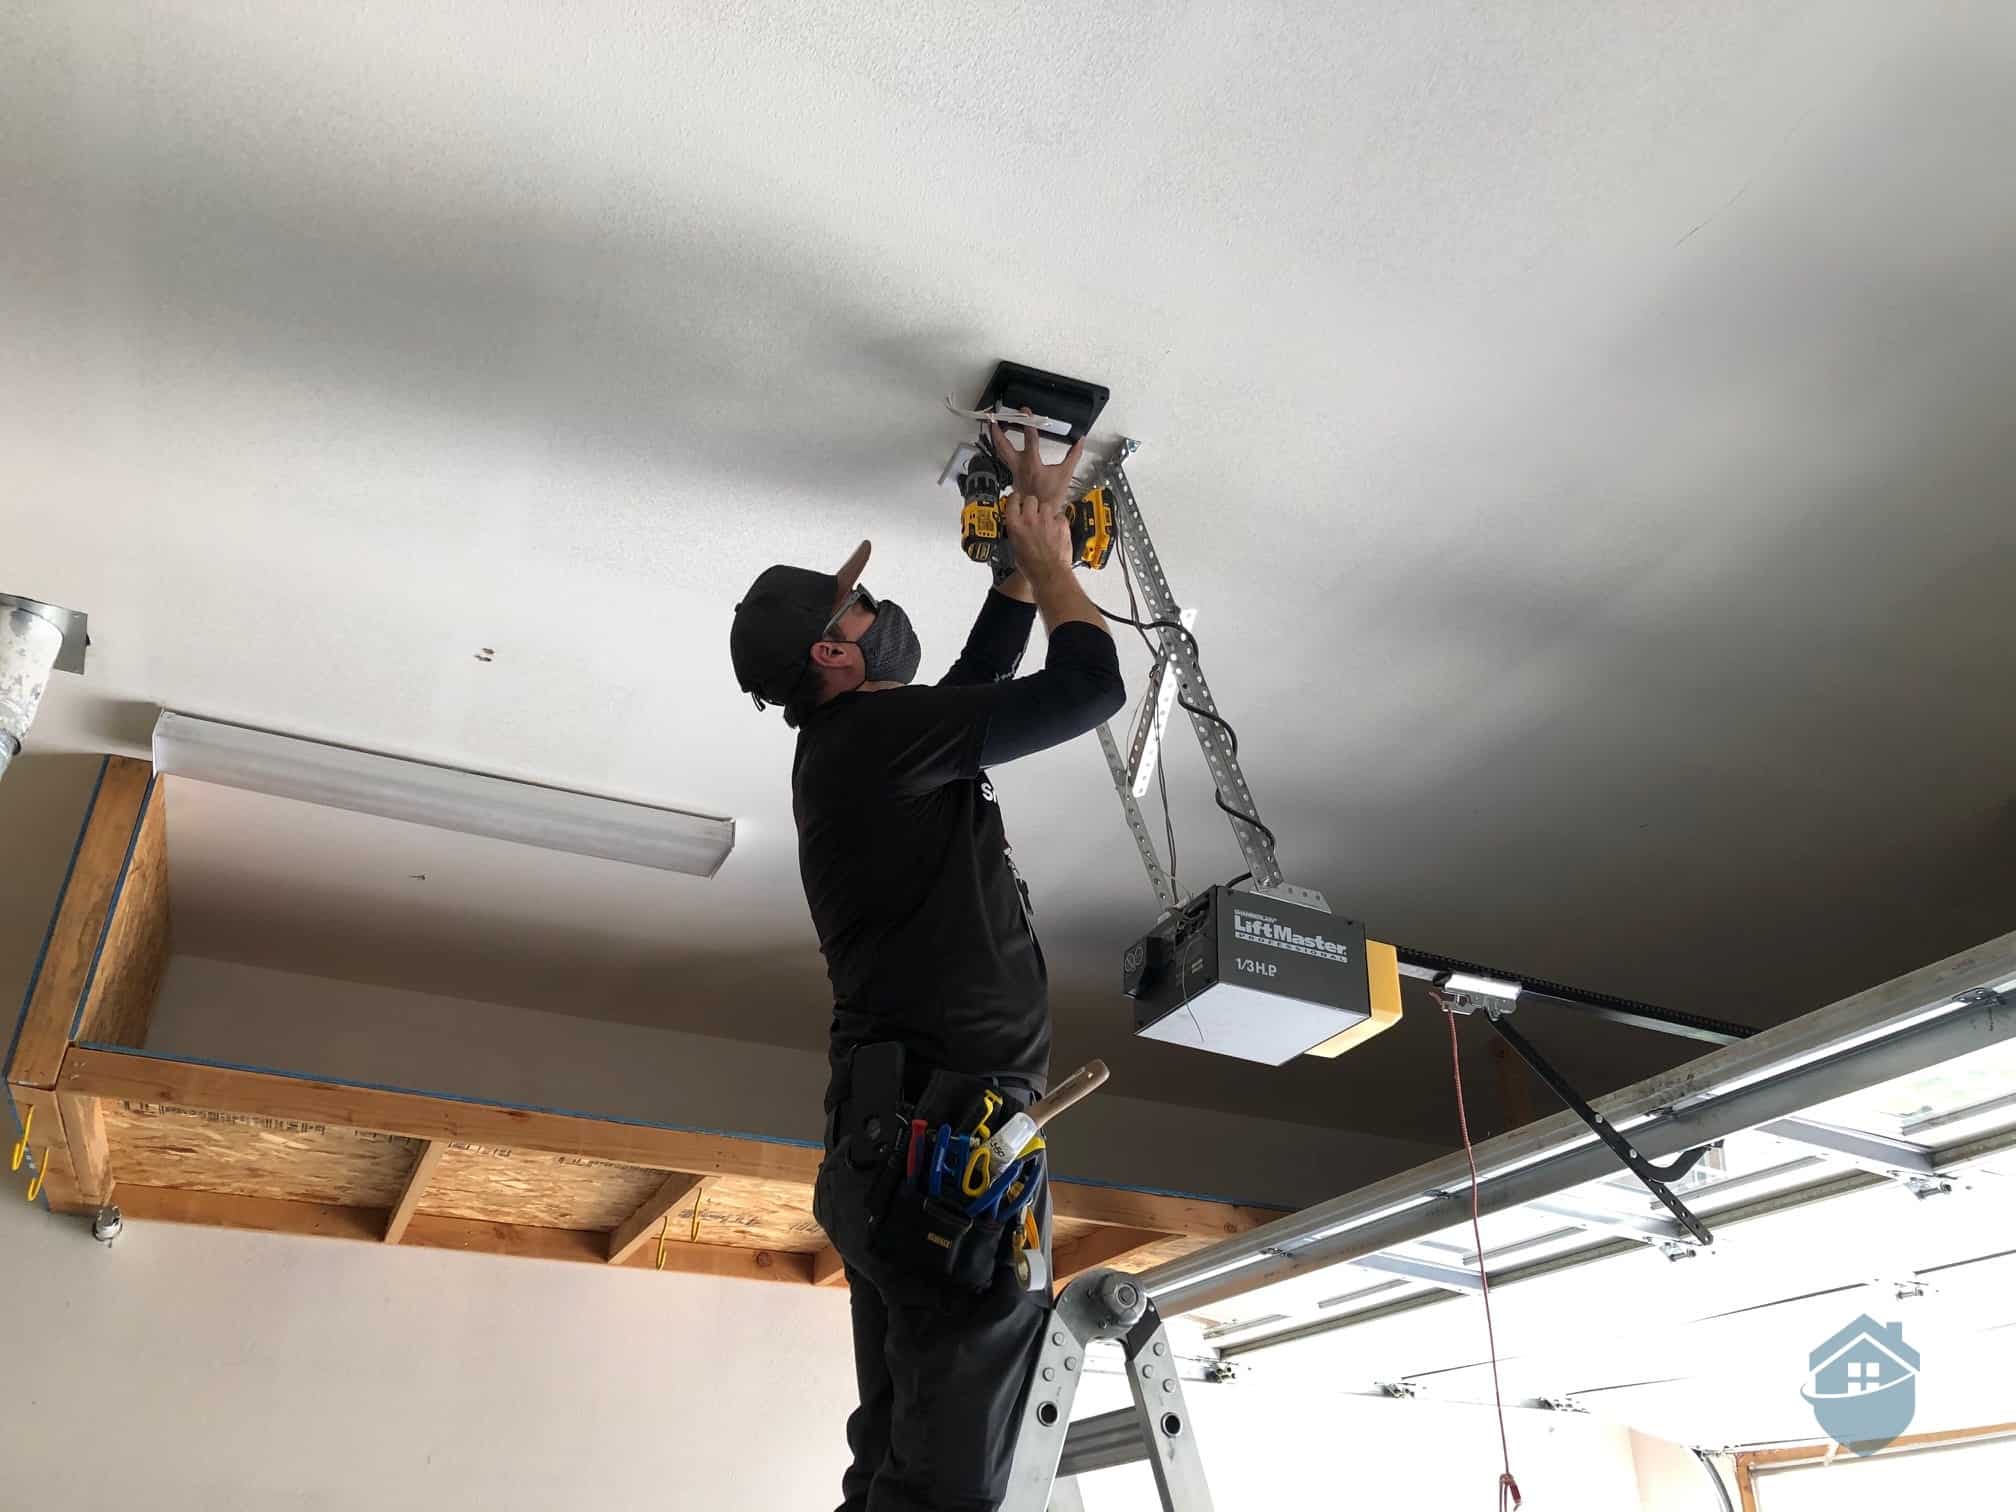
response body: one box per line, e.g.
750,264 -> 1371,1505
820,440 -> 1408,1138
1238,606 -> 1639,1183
792,589 -> 1126,1090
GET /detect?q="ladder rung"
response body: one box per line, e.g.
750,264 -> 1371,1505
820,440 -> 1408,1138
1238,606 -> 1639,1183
1057,1407 -> 1151,1478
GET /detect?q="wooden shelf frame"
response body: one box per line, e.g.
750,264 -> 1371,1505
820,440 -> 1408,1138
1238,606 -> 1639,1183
7,758 -> 1280,1288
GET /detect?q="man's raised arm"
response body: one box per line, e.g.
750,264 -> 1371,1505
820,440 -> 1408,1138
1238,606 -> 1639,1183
972,419 -> 1124,764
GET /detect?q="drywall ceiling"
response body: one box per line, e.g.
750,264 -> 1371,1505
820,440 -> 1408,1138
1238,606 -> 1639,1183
7,5 -> 2014,1144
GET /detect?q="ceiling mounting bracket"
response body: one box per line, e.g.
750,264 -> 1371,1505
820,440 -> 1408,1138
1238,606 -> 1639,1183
1096,451 -> 1307,906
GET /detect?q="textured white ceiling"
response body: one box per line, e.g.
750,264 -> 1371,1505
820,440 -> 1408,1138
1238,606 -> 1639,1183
6,4 -> 2014,1139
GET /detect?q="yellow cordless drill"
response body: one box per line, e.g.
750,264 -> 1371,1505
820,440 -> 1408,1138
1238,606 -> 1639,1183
953,360 -> 1116,580
959,455 -> 1115,579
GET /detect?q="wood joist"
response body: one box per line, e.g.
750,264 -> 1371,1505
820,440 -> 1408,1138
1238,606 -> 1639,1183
8,758 -> 1279,1287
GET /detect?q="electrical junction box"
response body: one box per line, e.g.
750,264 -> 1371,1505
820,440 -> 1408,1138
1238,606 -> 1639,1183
1124,886 -> 1401,1066
977,361 -> 1109,444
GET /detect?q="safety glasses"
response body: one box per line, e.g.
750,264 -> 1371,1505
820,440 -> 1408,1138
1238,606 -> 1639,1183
821,585 -> 879,641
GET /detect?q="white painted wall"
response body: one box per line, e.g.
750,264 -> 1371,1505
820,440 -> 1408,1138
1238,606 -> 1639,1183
0,1176 -> 1681,1512
147,953 -> 1444,1210
0,1181 -> 860,1510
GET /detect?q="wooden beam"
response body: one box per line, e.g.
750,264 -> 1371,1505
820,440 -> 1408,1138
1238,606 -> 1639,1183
1733,1454 -> 1758,1512
382,1139 -> 445,1244
1491,1039 -> 1535,1130
60,1047 -> 823,1186
8,1083 -> 85,1213
606,1170 -> 706,1264
72,779 -> 170,1051
1048,1182 -> 1283,1240
111,1184 -> 813,1282
811,1244 -> 847,1287
407,1209 -> 808,1282
6,757 -> 151,1089
1736,1420 -> 2016,1470
55,1090 -> 113,1206
1051,1226 -> 1172,1284
55,1049 -> 1282,1260
115,1184 -> 388,1242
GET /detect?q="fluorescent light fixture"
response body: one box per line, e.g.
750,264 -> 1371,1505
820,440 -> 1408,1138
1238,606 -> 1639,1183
1442,972 -> 1523,1000
152,710 -> 734,877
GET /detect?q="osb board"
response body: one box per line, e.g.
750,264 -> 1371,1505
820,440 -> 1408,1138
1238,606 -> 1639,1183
413,1150 -> 827,1250
102,1100 -> 421,1207
1101,1233 -> 1211,1274
420,1143 -> 669,1232
73,782 -> 170,1050
688,1192 -> 1190,1262
63,1048 -> 823,1186
1050,1215 -> 1104,1250
682,1173 -> 827,1254
1050,1182 -> 1282,1238
1048,1219 -> 1203,1260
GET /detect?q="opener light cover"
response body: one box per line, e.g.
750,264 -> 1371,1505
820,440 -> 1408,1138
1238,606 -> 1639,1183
1442,972 -> 1524,1000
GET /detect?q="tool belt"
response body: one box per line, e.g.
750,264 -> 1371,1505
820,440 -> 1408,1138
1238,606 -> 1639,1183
823,1042 -> 1045,1295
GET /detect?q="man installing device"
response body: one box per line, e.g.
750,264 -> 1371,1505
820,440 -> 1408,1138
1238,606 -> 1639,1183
730,416 -> 1125,1512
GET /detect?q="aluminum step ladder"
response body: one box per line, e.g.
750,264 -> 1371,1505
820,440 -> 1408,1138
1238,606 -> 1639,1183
999,1269 -> 1215,1511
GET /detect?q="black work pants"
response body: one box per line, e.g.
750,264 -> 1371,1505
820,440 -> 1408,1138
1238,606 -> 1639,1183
816,1083 -> 1051,1512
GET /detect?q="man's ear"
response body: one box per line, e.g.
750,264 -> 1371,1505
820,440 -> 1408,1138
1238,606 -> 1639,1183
810,640 -> 854,670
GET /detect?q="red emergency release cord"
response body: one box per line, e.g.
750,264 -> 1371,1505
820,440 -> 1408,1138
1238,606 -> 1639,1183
1443,1003 -> 1523,1512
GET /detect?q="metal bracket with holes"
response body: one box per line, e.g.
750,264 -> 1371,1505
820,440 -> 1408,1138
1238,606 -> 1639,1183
1095,446 -> 1293,903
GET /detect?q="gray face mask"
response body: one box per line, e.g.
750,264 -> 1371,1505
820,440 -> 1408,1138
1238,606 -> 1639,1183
854,599 -> 921,685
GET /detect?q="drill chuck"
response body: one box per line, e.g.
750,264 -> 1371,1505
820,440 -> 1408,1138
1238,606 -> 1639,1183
957,480 -> 1115,575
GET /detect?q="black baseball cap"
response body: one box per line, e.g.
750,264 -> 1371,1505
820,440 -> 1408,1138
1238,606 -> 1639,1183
730,540 -> 871,714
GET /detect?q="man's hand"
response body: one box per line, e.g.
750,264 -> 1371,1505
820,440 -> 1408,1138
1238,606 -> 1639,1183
991,409 -> 1086,586
999,488 -> 1072,584
987,410 -> 1105,638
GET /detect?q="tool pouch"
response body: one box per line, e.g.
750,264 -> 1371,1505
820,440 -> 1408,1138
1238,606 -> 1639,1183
874,1192 -> 1004,1294
908,1066 -> 999,1140
869,1065 -> 1013,1294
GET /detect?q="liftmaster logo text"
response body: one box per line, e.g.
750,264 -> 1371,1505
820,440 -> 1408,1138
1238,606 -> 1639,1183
1234,910 -> 1352,965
